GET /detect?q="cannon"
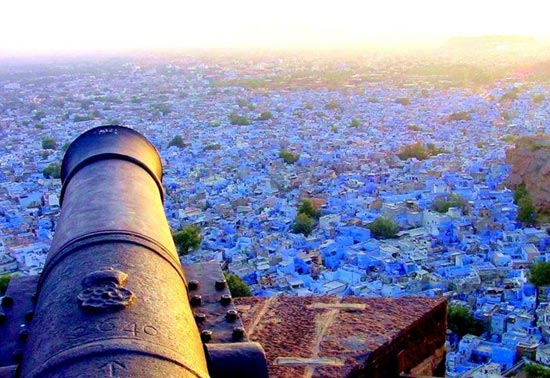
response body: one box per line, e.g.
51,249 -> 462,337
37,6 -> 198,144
0,126 -> 268,377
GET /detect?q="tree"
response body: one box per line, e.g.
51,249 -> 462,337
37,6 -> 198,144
518,195 -> 536,225
292,213 -> 314,236
152,103 -> 171,116
525,364 -> 550,378
224,272 -> 251,297
325,100 -> 341,110
90,109 -> 102,119
500,88 -> 519,102
395,97 -> 410,105
513,181 -> 528,203
397,143 -> 429,160
73,114 -> 95,122
298,199 -> 320,220
367,217 -> 399,239
0,273 -> 10,296
229,113 -> 251,125
237,98 -> 254,110
279,149 -> 299,164
204,143 -> 221,151
446,111 -> 471,122
41,137 -> 57,150
529,262 -> 550,287
258,111 -> 273,121
431,193 -> 469,214
33,110 -> 46,121
43,162 -> 62,179
533,94 -> 546,105
173,225 -> 202,256
168,135 -> 185,148
447,305 -> 483,337
514,182 -> 537,225
350,118 -> 360,128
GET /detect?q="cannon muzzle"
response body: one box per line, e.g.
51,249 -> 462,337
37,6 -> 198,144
17,126 -> 267,378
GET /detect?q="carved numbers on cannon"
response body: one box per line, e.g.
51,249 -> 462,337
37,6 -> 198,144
69,318 -> 159,339
98,361 -> 126,378
77,267 -> 136,312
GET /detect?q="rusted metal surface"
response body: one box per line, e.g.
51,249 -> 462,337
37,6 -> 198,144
184,262 -> 268,378
184,262 -> 247,344
0,276 -> 38,368
20,126 -> 209,378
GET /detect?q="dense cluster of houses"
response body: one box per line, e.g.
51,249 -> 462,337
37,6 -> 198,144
0,57 -> 550,376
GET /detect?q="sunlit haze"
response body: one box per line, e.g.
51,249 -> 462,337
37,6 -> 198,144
1,0 -> 549,55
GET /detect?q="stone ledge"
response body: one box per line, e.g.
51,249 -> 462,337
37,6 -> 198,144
234,296 -> 447,378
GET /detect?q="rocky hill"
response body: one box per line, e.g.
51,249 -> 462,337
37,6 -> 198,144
506,136 -> 550,212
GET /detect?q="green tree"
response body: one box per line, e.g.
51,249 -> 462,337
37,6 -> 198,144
397,143 -> 429,160
529,262 -> 550,287
279,149 -> 299,164
229,113 -> 251,125
514,181 -> 537,224
500,111 -> 512,121
395,97 -> 410,105
500,88 -> 519,102
258,111 -> 273,121
168,135 -> 185,148
173,225 -> 202,256
90,109 -> 102,119
518,195 -> 536,225
513,181 -> 528,203
446,111 -> 471,122
204,143 -> 221,151
448,305 -> 483,337
237,98 -> 254,110
292,213 -> 314,236
73,114 -> 94,122
41,137 -> 57,150
224,272 -> 251,297
367,217 -> 399,239
298,199 -> 320,220
525,364 -> 550,378
43,162 -> 62,179
152,103 -> 171,116
533,94 -> 546,105
431,193 -> 468,214
0,273 -> 10,296
33,110 -> 46,121
350,118 -> 360,128
325,100 -> 341,110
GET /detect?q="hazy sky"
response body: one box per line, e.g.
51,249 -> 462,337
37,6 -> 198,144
1,0 -> 549,54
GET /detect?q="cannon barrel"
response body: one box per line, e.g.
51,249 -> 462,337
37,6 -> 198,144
20,126 -> 211,377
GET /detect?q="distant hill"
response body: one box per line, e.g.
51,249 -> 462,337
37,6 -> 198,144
446,35 -> 536,50
506,136 -> 550,212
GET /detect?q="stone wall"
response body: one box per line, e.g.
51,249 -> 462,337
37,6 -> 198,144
235,296 -> 447,378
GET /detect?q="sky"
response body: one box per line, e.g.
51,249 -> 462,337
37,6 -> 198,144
0,0 -> 549,55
